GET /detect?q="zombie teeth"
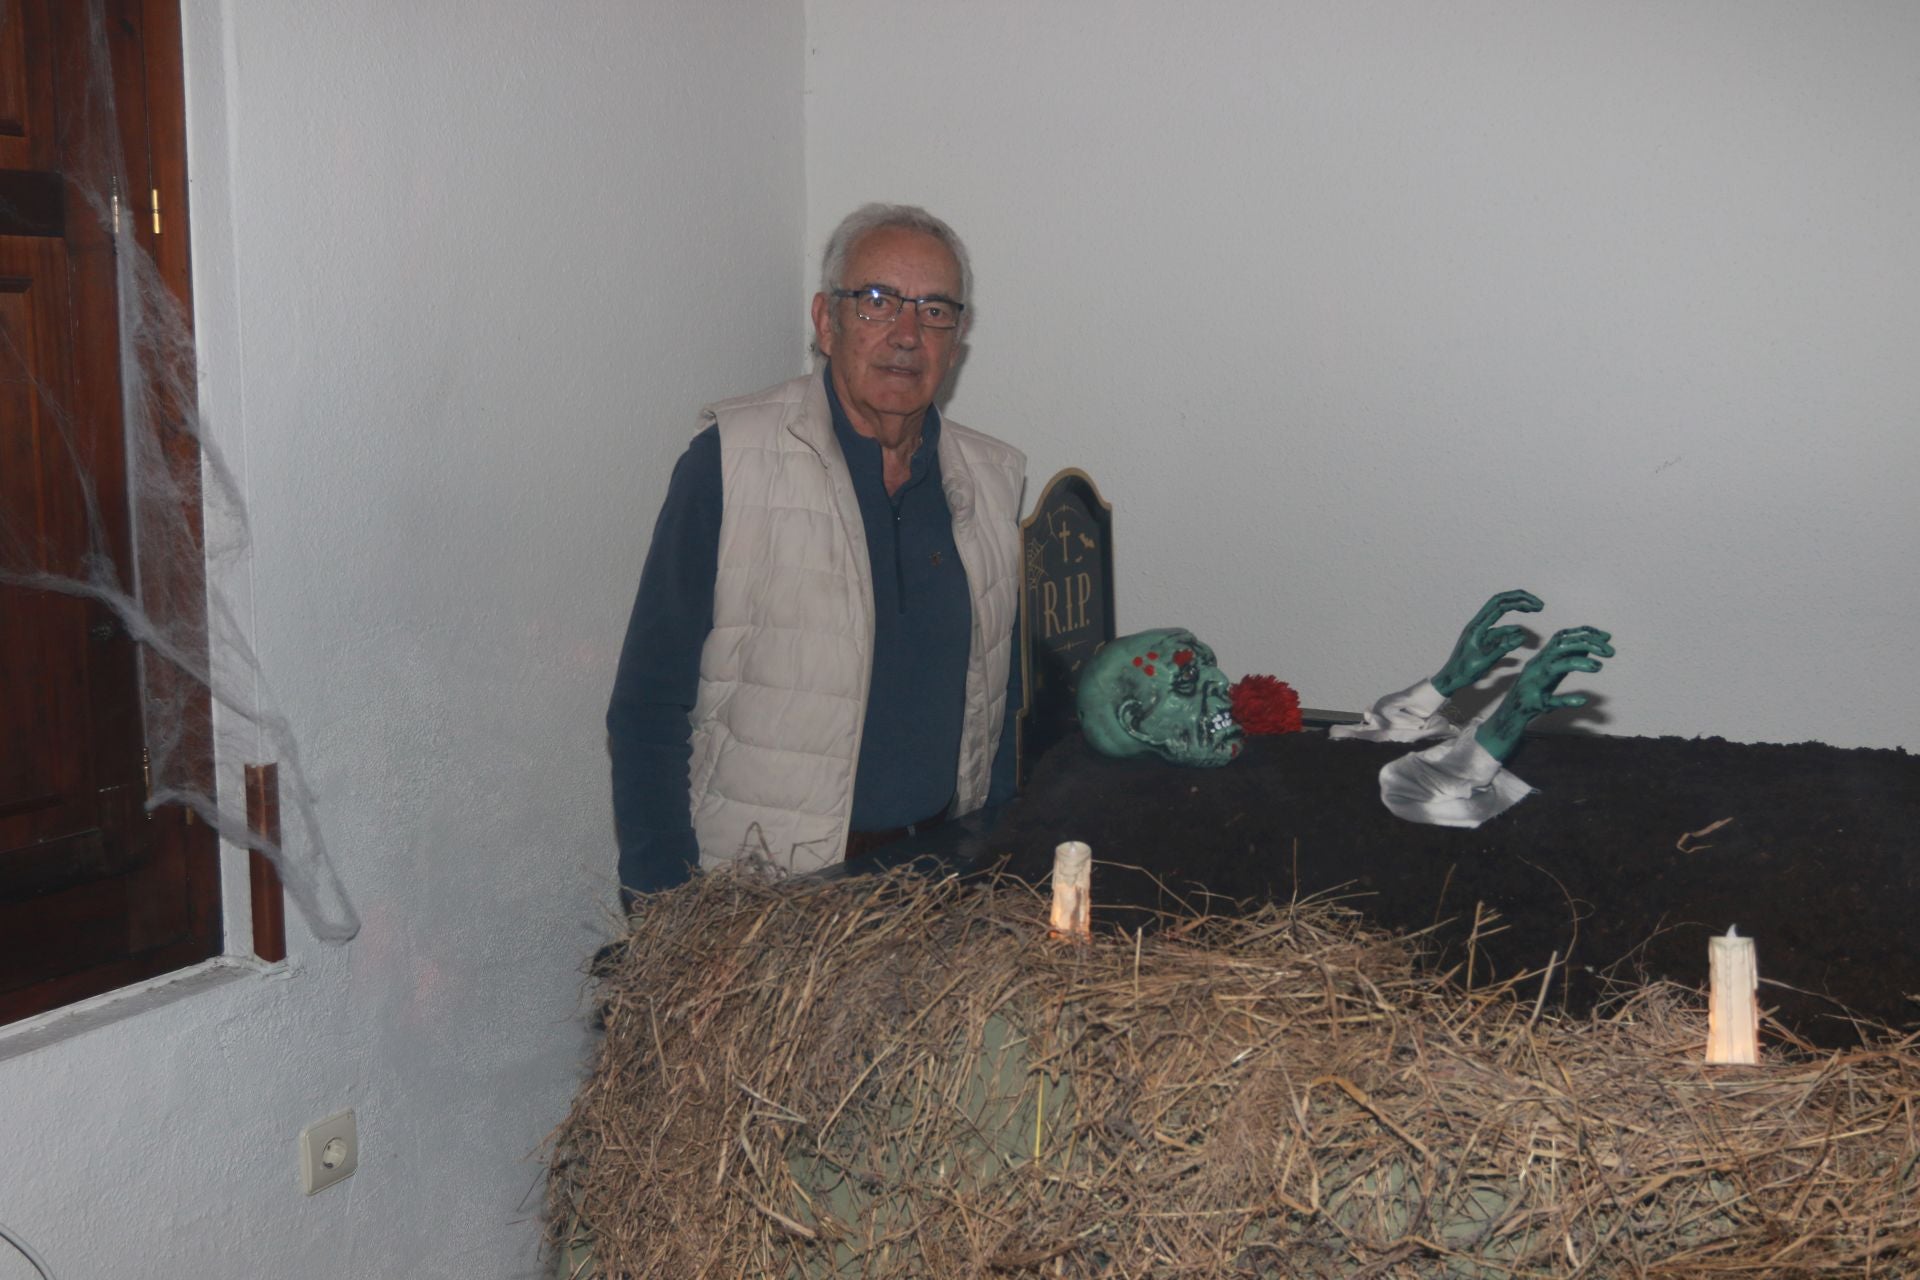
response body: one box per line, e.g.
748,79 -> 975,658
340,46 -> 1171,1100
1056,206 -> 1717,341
1204,710 -> 1237,739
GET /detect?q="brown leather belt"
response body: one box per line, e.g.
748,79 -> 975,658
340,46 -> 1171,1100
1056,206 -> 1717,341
844,810 -> 952,862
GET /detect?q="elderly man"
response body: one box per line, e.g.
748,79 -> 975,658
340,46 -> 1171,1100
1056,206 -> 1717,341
607,204 -> 1026,896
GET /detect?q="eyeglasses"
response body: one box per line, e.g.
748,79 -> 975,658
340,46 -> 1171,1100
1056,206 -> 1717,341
831,285 -> 966,330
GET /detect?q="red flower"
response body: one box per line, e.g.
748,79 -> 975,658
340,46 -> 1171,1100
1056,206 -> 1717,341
1229,674 -> 1303,736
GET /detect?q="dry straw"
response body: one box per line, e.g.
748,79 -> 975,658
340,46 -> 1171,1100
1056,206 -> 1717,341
546,867 -> 1920,1278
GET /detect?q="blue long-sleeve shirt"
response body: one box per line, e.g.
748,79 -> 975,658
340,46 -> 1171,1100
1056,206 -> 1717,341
607,368 -> 1021,894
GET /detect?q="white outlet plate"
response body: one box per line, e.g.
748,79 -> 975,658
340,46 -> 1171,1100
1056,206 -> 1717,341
299,1108 -> 358,1195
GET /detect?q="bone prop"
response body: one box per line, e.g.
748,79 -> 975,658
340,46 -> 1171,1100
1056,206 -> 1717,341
1050,841 -> 1092,941
1706,925 -> 1760,1065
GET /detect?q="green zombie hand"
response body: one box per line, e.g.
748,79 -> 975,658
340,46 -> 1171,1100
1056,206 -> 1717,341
1432,589 -> 1545,697
1473,625 -> 1615,762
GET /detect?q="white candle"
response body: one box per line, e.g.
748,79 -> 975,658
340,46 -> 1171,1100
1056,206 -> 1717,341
1050,841 -> 1092,940
1707,925 -> 1759,1065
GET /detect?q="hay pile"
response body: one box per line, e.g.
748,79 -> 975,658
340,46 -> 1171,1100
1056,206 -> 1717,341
546,868 -> 1920,1278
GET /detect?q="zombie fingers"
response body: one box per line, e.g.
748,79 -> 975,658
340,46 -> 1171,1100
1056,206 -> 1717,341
1473,626 -> 1615,761
1433,589 -> 1546,697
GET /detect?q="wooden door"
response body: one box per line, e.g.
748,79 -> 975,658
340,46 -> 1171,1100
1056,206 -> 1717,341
1,0 -> 219,1022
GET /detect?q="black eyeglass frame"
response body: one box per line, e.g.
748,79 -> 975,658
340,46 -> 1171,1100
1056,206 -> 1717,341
829,285 -> 967,330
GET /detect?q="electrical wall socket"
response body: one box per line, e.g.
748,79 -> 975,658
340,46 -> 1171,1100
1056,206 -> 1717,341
299,1108 -> 359,1195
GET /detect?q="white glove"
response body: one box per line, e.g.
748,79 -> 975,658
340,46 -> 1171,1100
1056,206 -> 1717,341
1328,680 -> 1457,744
1377,719 -> 1533,829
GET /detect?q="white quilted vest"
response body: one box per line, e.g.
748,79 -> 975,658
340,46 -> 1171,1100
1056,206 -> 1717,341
688,374 -> 1025,876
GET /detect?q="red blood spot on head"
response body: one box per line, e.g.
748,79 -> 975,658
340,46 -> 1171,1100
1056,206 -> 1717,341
1173,649 -> 1194,667
1143,664 -> 1156,677
1146,651 -> 1159,660
1132,656 -> 1143,667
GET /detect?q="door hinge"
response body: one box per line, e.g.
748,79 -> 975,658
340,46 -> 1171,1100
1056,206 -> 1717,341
139,747 -> 198,822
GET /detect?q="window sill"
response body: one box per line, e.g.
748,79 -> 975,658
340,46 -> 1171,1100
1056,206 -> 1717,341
0,953 -> 289,1064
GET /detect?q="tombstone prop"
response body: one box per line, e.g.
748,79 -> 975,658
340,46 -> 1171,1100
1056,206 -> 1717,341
1017,469 -> 1115,786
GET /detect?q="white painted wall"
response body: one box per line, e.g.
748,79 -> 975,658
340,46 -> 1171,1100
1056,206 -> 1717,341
807,1 -> 1920,749
0,2 -> 802,1277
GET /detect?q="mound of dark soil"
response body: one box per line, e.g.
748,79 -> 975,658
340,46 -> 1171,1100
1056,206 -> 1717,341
975,730 -> 1920,1047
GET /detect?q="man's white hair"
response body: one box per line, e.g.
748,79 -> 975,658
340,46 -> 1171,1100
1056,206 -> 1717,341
819,203 -> 974,309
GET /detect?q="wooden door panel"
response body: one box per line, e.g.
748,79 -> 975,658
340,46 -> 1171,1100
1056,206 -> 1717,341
0,825 -> 138,897
0,873 -> 128,990
0,0 -> 56,172
0,232 -> 145,898
0,587 -> 94,837
1,239 -> 103,851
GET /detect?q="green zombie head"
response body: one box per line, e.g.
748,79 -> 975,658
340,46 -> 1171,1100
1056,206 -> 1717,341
1076,628 -> 1244,767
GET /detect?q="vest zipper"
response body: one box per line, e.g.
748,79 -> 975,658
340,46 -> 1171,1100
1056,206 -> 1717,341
892,503 -> 907,614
